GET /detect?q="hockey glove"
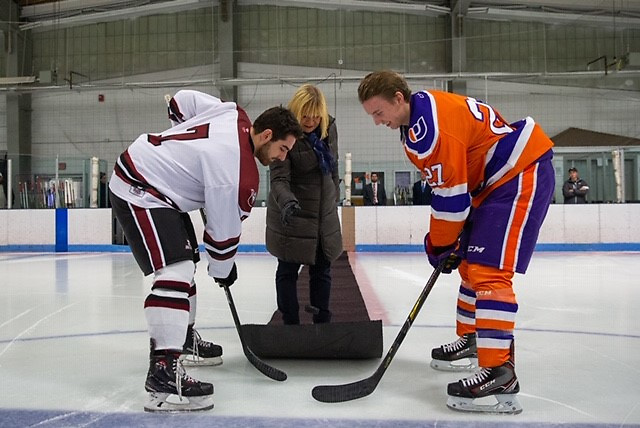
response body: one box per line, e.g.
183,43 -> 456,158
424,233 -> 463,274
281,200 -> 301,226
214,263 -> 237,288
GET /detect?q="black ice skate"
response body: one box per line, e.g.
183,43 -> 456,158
144,350 -> 214,412
182,325 -> 223,366
430,333 -> 478,372
446,360 -> 522,414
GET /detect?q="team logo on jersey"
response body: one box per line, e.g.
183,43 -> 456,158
408,116 -> 428,144
129,186 -> 145,197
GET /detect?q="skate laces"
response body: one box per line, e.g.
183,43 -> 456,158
172,358 -> 198,400
461,367 -> 492,387
190,329 -> 215,356
194,329 -> 213,350
189,329 -> 202,358
442,336 -> 468,353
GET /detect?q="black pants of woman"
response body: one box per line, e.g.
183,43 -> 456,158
275,246 -> 332,325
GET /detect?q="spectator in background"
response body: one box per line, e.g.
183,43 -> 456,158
99,172 -> 111,208
562,167 -> 589,204
363,172 -> 387,206
412,169 -> 433,205
265,84 -> 342,325
0,172 -> 6,209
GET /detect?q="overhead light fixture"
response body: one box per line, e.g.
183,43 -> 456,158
238,0 -> 450,16
21,0 -> 146,20
20,0 -> 450,32
467,7 -> 640,29
0,76 -> 37,85
20,0 -> 215,32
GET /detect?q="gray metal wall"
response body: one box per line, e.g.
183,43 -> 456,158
2,3 -> 640,203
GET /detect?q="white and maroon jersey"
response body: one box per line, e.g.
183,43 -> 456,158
109,90 -> 258,279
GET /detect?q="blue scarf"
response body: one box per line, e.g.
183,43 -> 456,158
307,130 -> 334,175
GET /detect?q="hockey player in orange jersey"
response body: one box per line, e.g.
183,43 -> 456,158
358,70 -> 555,414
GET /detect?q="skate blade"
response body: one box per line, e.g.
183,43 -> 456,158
446,394 -> 522,415
144,392 -> 214,413
181,354 -> 223,367
430,357 -> 478,372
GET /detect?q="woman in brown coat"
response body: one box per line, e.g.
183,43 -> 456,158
265,84 -> 343,324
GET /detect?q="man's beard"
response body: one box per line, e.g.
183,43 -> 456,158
255,140 -> 275,166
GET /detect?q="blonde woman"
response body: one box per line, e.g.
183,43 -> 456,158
265,84 -> 342,324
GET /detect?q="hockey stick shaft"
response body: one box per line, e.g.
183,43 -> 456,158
222,284 -> 287,381
199,208 -> 287,381
311,262 -> 445,402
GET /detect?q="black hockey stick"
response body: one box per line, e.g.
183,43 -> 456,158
221,283 -> 287,381
311,261 -> 445,402
199,208 -> 287,381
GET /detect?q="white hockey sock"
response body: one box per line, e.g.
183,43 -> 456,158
145,260 -> 195,350
188,280 -> 197,326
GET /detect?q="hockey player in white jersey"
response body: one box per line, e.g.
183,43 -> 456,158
109,90 -> 303,412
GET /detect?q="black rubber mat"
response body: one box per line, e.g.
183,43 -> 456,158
242,252 -> 383,359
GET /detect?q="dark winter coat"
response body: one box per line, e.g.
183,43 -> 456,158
562,178 -> 589,204
265,117 -> 342,265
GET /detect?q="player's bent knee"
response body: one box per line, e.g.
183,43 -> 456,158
154,260 -> 196,284
466,263 -> 514,291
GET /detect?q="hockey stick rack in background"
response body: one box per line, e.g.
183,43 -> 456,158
199,208 -> 287,382
312,261 -> 445,402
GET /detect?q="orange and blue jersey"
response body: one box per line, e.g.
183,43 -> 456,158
402,90 -> 556,367
401,90 -> 554,248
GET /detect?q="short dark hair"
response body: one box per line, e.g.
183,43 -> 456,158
569,167 -> 578,172
253,106 -> 303,142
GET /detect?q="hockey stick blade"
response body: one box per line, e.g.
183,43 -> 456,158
311,373 -> 380,403
200,208 -> 286,381
312,262 -> 445,403
242,343 -> 287,382
222,285 -> 287,382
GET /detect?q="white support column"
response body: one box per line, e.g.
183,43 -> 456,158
90,156 -> 99,208
344,152 -> 352,206
612,148 -> 625,203
6,158 -> 12,209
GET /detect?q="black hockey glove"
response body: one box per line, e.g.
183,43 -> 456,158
214,263 -> 237,288
424,233 -> 463,273
281,200 -> 301,226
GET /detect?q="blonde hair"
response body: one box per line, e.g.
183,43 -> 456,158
287,84 -> 329,139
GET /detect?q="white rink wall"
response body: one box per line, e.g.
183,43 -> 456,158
0,209 -> 112,249
0,205 -> 639,251
353,204 -> 640,248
